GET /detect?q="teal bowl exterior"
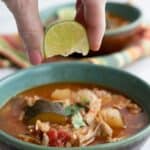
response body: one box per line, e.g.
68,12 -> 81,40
105,2 -> 142,36
0,62 -> 150,150
40,2 -> 142,36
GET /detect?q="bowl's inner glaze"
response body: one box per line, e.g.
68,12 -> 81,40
0,63 -> 149,150
0,82 -> 149,147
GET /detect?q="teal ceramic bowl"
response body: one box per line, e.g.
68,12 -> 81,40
0,62 -> 150,150
40,2 -> 142,54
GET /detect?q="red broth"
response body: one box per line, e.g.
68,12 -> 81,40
0,83 -> 149,147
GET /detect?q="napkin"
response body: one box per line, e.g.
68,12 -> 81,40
0,26 -> 150,69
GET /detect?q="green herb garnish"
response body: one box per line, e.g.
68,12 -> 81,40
64,104 -> 81,116
72,112 -> 86,129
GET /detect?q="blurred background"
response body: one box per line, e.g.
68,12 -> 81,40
0,0 -> 150,33
0,0 -> 150,81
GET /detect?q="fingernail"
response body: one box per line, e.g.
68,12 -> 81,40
28,50 -> 42,65
91,43 -> 101,51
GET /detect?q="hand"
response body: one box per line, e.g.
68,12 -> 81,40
76,0 -> 106,51
4,0 -> 106,65
4,0 -> 43,65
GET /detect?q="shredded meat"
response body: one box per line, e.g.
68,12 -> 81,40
100,121 -> 113,138
42,133 -> 49,146
35,120 -> 50,133
24,96 -> 40,107
127,103 -> 142,114
73,123 -> 101,146
16,87 -> 145,147
94,89 -> 112,105
75,89 -> 101,124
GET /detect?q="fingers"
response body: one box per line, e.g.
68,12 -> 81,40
5,0 -> 43,65
80,0 -> 106,51
75,0 -> 85,26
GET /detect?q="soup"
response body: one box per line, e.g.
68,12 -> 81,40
106,12 -> 129,30
0,83 -> 148,147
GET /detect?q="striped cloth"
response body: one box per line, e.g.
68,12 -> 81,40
0,26 -> 150,69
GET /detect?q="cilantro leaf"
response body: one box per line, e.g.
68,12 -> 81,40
72,112 -> 86,129
64,104 -> 82,116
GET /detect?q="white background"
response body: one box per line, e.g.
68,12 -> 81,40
0,0 -> 150,149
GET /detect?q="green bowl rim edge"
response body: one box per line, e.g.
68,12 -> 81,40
0,62 -> 150,150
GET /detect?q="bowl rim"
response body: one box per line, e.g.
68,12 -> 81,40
40,2 -> 143,36
105,2 -> 142,36
0,62 -> 150,150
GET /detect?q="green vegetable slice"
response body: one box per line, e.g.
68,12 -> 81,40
24,100 -> 67,125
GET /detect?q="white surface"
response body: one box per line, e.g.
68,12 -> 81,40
0,0 -> 150,149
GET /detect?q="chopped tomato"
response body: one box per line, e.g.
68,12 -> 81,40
58,130 -> 71,143
47,128 -> 71,147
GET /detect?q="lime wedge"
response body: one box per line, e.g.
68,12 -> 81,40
57,7 -> 76,20
44,21 -> 89,57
